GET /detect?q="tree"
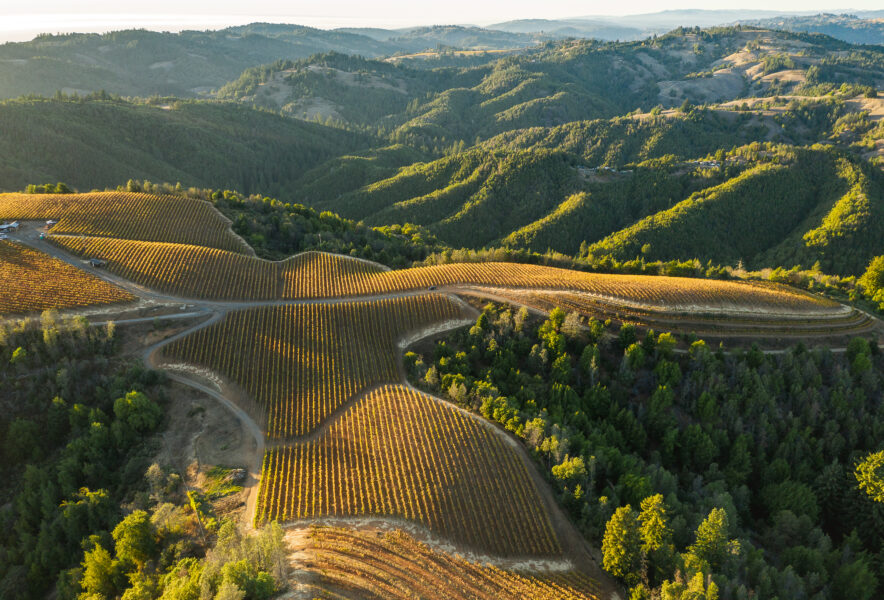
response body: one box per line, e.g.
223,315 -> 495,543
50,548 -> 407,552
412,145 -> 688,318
10,346 -> 27,366
113,391 -> 162,434
684,508 -> 732,573
602,505 -> 641,584
856,450 -> 884,503
112,510 -> 156,571
638,494 -> 670,554
80,543 -> 118,598
551,455 -> 586,482
215,580 -> 246,600
858,255 -> 884,295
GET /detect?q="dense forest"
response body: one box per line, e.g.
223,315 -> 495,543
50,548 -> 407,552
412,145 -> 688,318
406,304 -> 884,599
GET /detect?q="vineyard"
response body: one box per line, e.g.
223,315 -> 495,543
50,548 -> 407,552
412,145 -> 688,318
50,236 -> 279,300
256,385 -> 561,557
279,251 -> 387,298
294,526 -> 600,600
45,233 -> 848,320
0,191 -> 248,252
162,295 -> 472,437
0,241 -> 134,315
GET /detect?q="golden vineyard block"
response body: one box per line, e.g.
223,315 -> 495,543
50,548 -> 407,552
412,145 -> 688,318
0,241 -> 134,315
50,236 -> 278,300
299,526 -> 600,599
258,386 -> 562,558
0,191 -> 248,252
47,233 -> 843,319
162,295 -> 471,437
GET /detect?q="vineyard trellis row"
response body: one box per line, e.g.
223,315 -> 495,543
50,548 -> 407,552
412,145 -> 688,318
0,241 -> 134,315
0,192 -> 248,252
256,386 -> 562,558
50,234 -> 841,316
299,526 -> 601,600
162,295 -> 470,438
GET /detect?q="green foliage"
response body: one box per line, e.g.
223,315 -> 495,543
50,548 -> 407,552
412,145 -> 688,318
0,97 -> 368,198
684,508 -> 733,574
112,511 -> 156,570
859,255 -> 884,295
638,494 -> 671,554
410,302 -> 884,597
602,506 -> 641,583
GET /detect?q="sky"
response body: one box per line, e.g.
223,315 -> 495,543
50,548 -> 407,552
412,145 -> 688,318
1,1 -> 882,42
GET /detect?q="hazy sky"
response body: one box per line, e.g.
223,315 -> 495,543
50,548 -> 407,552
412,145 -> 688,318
1,1 -> 882,42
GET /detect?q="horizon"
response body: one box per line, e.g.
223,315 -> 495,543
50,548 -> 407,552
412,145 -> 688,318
0,6 -> 881,43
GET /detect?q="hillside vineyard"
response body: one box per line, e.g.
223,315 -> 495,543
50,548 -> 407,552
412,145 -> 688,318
0,241 -> 134,314
299,526 -> 601,599
0,192 -> 249,252
162,296 -> 472,437
49,233 -> 843,315
257,385 -> 561,557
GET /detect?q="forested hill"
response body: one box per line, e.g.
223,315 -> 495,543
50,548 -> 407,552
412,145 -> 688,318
0,96 -> 370,197
0,25 -> 543,100
0,26 -> 882,278
220,27 -> 884,148
739,14 -> 884,46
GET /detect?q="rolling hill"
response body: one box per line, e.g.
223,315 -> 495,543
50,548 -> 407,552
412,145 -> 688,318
0,96 -> 369,197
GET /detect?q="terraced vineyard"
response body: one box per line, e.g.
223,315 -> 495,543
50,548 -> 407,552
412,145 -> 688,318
0,192 -> 248,252
162,295 -> 471,437
0,241 -> 134,315
258,385 -> 560,557
295,526 -> 599,600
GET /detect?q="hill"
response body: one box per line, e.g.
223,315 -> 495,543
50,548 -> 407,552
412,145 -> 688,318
586,146 -> 884,275
739,14 -> 884,46
221,27 -> 883,150
0,25 -> 544,100
0,96 -> 368,197
492,10 -> 884,45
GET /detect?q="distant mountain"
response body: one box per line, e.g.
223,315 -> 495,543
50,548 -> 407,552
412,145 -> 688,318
0,24 -> 542,100
484,19 -> 646,41
220,27 -> 883,147
492,10 -> 884,44
738,14 -> 884,45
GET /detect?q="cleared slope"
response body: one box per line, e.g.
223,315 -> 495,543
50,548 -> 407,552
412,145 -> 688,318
258,385 -> 561,557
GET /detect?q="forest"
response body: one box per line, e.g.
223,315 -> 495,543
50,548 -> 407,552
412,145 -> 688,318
406,304 -> 884,599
